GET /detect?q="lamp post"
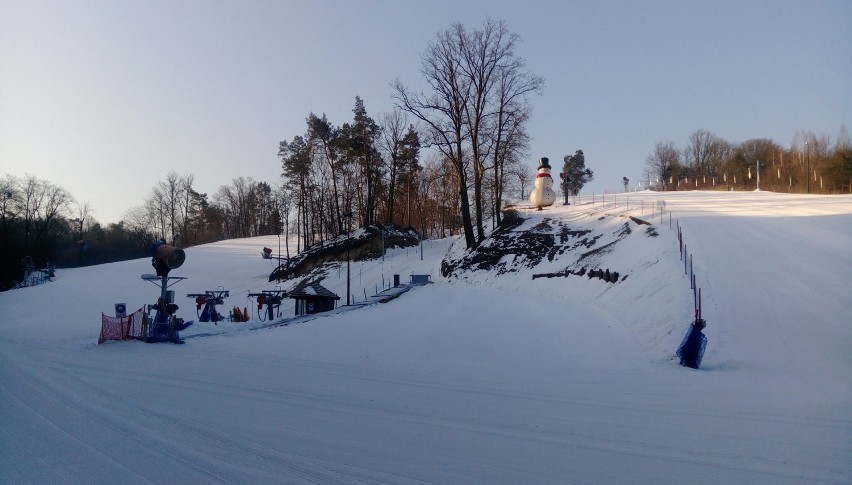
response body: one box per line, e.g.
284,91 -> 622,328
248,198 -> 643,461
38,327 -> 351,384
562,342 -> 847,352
343,211 -> 353,305
805,141 -> 810,194
749,161 -> 760,190
757,160 -> 760,190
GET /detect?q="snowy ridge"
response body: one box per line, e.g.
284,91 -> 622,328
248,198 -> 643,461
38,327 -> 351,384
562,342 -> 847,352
1,191 -> 850,484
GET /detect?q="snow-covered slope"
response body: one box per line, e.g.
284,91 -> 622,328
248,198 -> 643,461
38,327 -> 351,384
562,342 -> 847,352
1,191 -> 850,484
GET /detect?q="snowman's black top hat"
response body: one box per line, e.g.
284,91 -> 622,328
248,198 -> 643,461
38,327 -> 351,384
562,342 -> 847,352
538,157 -> 550,170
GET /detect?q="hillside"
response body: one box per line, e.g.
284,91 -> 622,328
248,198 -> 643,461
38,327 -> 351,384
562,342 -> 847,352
0,191 -> 850,484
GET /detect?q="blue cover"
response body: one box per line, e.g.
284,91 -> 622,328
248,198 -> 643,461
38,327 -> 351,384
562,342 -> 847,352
677,324 -> 707,369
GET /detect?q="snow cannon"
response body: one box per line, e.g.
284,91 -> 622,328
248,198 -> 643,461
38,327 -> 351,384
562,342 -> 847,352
152,242 -> 185,269
150,240 -> 185,277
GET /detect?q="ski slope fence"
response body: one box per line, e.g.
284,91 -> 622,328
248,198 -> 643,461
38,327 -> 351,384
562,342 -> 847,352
586,193 -> 704,319
580,193 -> 708,367
98,307 -> 145,344
671,210 -> 708,368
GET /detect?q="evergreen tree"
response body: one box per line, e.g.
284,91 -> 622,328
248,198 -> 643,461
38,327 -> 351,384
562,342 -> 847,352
338,97 -> 382,228
561,150 -> 594,198
399,125 -> 421,227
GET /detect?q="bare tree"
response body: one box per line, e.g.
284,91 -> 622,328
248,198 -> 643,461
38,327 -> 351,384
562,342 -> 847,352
144,172 -> 194,245
684,129 -> 718,178
707,138 -> 734,182
378,108 -> 410,224
273,181 -> 293,258
460,19 -> 506,242
394,20 -> 540,248
508,160 -> 533,201
731,138 -> 783,189
646,141 -> 681,189
31,179 -> 71,254
393,23 -> 476,248
1,175 -> 19,233
19,174 -> 43,250
837,125 -> 851,151
176,173 -> 194,244
71,200 -> 93,240
491,107 -> 533,218
215,177 -> 260,239
461,18 -> 542,238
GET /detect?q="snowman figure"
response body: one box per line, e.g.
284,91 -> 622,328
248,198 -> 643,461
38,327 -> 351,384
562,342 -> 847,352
529,157 -> 556,208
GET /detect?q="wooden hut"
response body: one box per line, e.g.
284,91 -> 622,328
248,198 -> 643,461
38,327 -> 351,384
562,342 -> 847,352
288,281 -> 340,315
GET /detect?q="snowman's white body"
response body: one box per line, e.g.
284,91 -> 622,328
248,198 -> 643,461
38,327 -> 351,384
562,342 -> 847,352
530,157 -> 556,208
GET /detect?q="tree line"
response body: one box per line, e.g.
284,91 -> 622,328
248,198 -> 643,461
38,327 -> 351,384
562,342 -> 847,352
644,127 -> 852,193
7,17 -> 846,290
280,18 -> 545,251
0,19 -> 544,289
1,171 -> 301,289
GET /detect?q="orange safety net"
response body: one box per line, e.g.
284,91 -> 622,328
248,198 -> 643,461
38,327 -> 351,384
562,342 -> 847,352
98,308 -> 144,344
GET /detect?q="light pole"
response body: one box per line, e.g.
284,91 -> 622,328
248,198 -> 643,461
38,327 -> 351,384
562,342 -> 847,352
749,161 -> 760,190
757,160 -> 760,190
343,211 -> 353,305
805,141 -> 810,194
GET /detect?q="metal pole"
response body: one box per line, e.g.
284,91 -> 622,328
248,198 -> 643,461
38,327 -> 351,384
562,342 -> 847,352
806,141 -> 810,194
756,160 -> 760,190
160,276 -> 168,302
347,233 -> 351,305
698,288 -> 702,320
344,211 -> 352,305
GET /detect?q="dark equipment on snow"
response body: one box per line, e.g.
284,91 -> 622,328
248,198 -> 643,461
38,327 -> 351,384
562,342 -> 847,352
677,287 -> 708,369
150,240 -> 185,277
248,288 -> 286,321
140,241 -> 193,344
140,274 -> 193,343
677,318 -> 707,369
187,288 -> 229,323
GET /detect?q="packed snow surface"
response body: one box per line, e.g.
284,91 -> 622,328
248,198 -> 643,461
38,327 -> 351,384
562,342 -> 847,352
1,191 -> 850,484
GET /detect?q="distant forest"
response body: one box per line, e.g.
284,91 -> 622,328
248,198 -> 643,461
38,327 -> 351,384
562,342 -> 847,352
1,19 -> 545,290
3,17 -> 850,290
644,127 -> 852,192
4,122 -> 847,291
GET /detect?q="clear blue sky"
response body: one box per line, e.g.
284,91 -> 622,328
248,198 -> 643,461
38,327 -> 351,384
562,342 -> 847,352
1,0 -> 849,224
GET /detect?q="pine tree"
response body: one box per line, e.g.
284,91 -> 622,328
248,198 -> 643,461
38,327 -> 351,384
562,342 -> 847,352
561,150 -> 594,198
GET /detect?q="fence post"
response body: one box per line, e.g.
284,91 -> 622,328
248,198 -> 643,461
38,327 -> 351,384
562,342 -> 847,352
690,254 -> 693,285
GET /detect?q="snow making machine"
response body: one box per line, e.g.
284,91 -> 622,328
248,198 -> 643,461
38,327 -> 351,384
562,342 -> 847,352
140,241 -> 193,344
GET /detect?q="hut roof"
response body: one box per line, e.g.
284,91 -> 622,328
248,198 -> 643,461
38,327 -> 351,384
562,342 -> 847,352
288,281 -> 340,300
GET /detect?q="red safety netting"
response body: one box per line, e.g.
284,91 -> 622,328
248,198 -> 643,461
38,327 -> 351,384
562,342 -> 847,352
98,308 -> 144,344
